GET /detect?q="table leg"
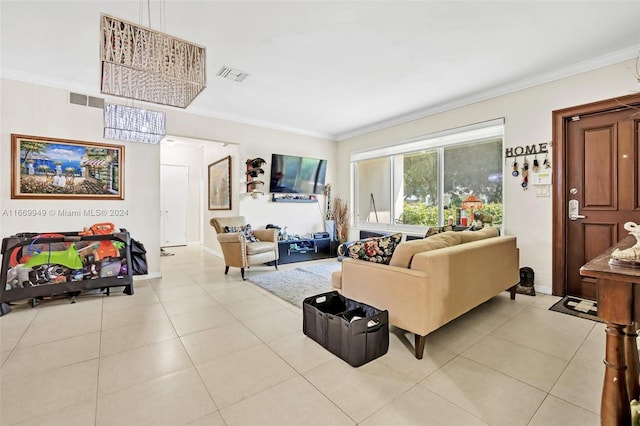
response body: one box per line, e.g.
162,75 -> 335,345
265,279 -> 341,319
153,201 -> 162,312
602,323 -> 631,426
625,324 -> 640,402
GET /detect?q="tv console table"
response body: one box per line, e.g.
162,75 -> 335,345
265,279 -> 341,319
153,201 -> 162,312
274,237 -> 338,264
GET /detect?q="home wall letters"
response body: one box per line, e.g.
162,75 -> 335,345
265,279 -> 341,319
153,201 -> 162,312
505,142 -> 552,191
504,142 -> 549,158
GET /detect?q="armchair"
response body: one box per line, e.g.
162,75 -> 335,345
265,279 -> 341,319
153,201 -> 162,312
209,216 -> 279,280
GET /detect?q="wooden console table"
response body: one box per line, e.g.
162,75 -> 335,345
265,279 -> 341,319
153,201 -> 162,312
580,235 -> 640,425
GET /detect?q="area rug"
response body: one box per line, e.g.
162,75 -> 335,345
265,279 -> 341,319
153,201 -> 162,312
549,296 -> 601,322
247,262 -> 341,308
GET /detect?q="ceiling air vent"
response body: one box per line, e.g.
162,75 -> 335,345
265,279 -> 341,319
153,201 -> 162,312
216,66 -> 248,82
69,92 -> 105,109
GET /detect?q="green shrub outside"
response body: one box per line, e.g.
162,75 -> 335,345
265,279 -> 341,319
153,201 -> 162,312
400,202 -> 503,226
481,203 -> 503,225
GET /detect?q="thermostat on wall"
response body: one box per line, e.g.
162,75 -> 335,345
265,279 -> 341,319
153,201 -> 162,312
531,171 -> 552,185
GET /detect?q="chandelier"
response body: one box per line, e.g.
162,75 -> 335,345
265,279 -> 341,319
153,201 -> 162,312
104,103 -> 166,144
100,14 -> 206,108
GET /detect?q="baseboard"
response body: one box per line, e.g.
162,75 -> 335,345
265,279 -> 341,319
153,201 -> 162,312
201,246 -> 223,259
133,272 -> 162,280
535,285 -> 552,295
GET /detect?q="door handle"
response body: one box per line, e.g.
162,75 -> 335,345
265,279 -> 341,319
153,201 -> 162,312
568,199 -> 586,220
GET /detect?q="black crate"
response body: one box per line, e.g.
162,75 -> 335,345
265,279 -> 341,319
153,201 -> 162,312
303,291 -> 389,367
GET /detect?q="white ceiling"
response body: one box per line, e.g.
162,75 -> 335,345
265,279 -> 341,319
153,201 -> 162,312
1,1 -> 639,141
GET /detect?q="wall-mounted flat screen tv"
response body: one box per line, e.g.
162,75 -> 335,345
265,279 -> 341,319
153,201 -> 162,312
269,153 -> 327,194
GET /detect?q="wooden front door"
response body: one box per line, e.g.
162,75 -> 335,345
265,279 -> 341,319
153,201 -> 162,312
553,94 -> 640,299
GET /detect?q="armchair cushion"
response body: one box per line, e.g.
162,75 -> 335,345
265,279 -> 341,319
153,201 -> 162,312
246,241 -> 278,255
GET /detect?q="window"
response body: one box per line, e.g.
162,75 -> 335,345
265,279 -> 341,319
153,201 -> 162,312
351,119 -> 504,230
355,157 -> 392,223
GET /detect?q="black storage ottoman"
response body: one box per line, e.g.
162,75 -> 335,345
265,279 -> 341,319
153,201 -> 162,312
303,291 -> 389,367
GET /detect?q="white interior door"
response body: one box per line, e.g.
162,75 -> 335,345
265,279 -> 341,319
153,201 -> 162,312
161,164 -> 188,247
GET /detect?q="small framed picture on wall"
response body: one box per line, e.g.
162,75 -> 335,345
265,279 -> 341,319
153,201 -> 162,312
208,155 -> 232,210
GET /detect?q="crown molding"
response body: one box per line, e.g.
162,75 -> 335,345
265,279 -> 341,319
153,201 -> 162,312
0,68 -> 336,141
335,44 -> 640,141
3,43 -> 638,143
183,105 -> 336,141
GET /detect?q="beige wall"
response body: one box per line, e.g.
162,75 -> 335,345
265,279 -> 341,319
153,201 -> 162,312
0,80 -> 163,276
0,78 -> 337,276
2,59 -> 636,290
336,59 -> 639,293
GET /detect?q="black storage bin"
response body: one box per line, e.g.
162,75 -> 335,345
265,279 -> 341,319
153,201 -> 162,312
303,291 -> 389,367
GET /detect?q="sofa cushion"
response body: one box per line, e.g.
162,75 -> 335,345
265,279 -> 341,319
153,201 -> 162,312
389,231 -> 461,268
459,225 -> 499,243
224,224 -> 259,242
346,233 -> 403,264
433,231 -> 463,246
425,225 -> 453,238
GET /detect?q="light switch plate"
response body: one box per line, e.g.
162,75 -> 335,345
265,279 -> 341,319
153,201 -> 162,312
535,186 -> 550,197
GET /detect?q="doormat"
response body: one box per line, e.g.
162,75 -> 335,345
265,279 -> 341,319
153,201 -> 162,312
549,296 -> 601,322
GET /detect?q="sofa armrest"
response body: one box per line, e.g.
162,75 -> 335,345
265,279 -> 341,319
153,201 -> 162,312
253,229 -> 278,242
217,232 -> 245,243
215,232 -> 248,268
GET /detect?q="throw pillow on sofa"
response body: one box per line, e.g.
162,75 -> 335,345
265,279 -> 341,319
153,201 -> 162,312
345,233 -> 403,264
337,241 -> 353,257
224,224 -> 259,242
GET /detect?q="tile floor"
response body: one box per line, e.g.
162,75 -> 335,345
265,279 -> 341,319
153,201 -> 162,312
0,246 -> 604,425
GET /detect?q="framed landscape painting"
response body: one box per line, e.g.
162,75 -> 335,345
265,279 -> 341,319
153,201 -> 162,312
11,134 -> 124,200
208,155 -> 231,210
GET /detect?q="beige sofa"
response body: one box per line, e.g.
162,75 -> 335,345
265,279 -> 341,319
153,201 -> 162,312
331,226 -> 519,359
